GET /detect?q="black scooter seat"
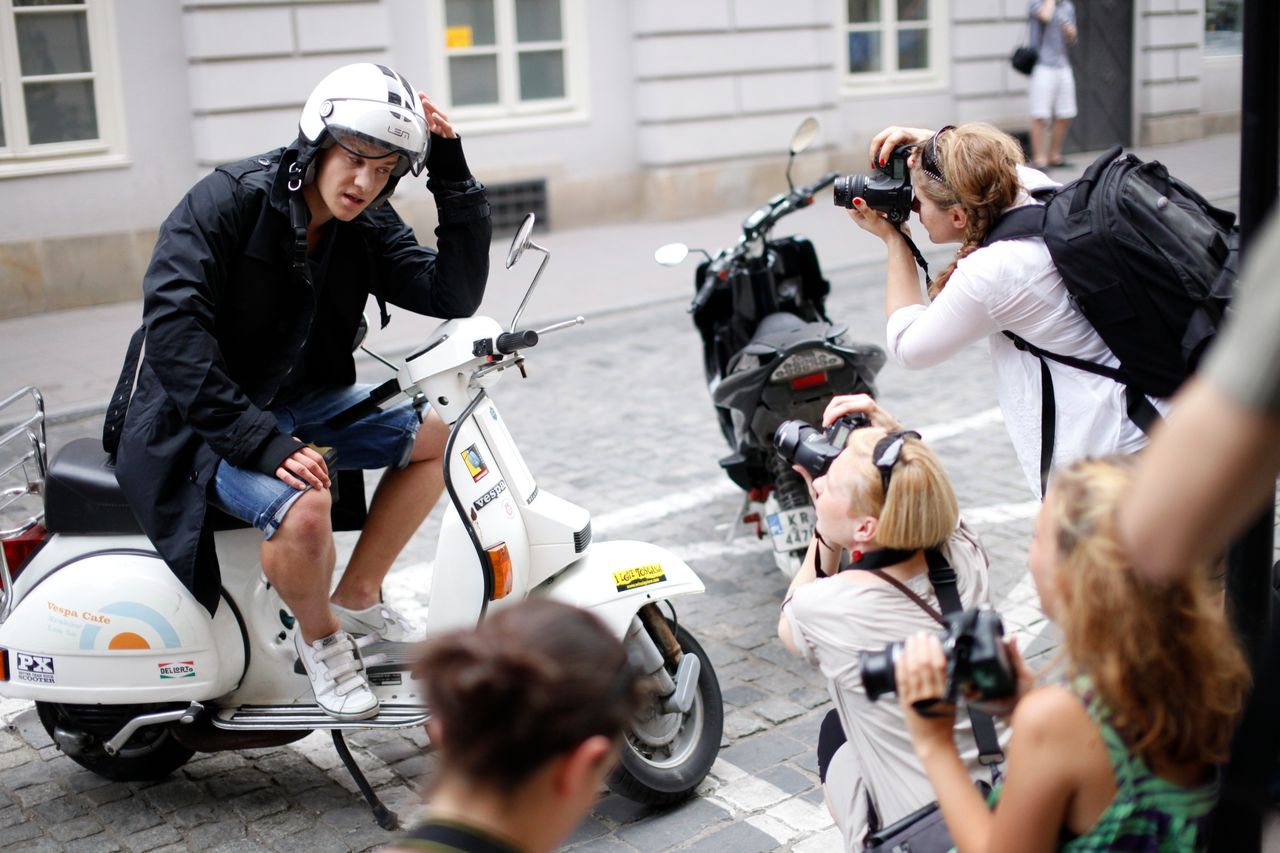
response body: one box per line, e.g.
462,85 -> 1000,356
43,438 -> 143,535
741,313 -> 847,356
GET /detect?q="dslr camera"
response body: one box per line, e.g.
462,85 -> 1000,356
773,412 -> 871,478
833,144 -> 915,224
859,608 -> 1016,703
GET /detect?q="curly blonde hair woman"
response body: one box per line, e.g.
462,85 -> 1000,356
896,455 -> 1249,852
845,124 -> 1168,497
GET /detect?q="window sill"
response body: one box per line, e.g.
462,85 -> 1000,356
451,107 -> 590,137
0,152 -> 131,180
840,73 -> 949,97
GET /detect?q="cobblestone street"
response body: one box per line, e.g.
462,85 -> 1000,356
1,262 -> 1073,851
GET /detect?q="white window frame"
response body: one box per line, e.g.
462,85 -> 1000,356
839,0 -> 949,94
431,0 -> 589,135
0,0 -> 127,179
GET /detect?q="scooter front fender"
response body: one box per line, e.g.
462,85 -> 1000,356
0,550 -> 243,703
537,541 -> 704,639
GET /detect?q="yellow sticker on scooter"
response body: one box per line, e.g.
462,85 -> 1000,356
461,444 -> 488,482
613,564 -> 666,592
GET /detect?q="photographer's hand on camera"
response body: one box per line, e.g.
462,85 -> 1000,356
822,394 -> 901,433
846,197 -> 903,244
868,126 -> 933,169
896,632 -> 961,757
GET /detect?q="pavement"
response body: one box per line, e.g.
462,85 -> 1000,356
0,130 -> 1268,853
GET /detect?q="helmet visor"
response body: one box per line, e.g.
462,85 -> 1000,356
319,97 -> 429,177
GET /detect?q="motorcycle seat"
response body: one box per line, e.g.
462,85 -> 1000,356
43,437 -> 144,535
742,313 -> 847,355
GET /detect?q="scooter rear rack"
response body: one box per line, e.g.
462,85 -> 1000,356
212,703 -> 429,731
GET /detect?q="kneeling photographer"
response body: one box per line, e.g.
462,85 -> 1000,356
776,394 -> 1011,851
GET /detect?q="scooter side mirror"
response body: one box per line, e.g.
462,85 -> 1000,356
789,117 -> 820,156
654,243 -> 690,266
506,212 -> 537,270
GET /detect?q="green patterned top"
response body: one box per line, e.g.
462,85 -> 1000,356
990,676 -> 1219,852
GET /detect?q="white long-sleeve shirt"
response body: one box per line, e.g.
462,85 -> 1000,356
886,167 -> 1168,496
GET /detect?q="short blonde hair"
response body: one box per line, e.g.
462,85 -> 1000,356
844,429 -> 958,550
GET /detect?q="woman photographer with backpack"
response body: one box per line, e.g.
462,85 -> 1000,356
777,394 -> 1006,852
896,455 -> 1249,852
845,123 -> 1168,498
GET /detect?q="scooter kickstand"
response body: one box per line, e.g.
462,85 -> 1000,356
332,730 -> 400,831
724,492 -> 751,544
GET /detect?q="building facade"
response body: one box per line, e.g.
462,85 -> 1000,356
0,0 -> 1241,318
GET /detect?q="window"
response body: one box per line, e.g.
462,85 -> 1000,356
843,0 -> 944,87
438,0 -> 585,128
1204,0 -> 1241,57
0,0 -> 123,176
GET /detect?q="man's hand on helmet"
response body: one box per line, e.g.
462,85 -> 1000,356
419,92 -> 457,140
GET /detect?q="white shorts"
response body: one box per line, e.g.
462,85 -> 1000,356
1028,63 -> 1077,120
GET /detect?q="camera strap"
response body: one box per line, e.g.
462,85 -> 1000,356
924,548 -> 1006,773
897,227 -> 933,288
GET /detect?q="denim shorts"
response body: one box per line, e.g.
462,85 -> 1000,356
209,384 -> 422,539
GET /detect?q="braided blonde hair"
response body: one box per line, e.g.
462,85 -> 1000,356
911,123 -> 1025,297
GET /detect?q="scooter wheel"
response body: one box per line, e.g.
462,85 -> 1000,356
35,702 -> 196,782
609,620 -> 723,805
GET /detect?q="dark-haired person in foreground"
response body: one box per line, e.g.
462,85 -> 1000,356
384,600 -> 643,853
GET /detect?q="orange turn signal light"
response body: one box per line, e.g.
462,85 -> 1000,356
486,543 -> 514,600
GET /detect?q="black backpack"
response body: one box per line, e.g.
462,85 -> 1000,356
982,145 -> 1239,494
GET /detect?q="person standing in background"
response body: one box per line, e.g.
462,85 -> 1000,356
1028,0 -> 1078,170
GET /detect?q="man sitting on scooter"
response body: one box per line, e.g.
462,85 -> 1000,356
107,63 -> 491,721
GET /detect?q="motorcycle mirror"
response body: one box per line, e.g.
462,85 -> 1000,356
789,117 -> 820,156
786,117 -> 820,192
506,212 -> 537,270
654,243 -> 690,266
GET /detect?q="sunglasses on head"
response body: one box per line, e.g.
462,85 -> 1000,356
917,125 -> 956,184
872,430 -> 922,496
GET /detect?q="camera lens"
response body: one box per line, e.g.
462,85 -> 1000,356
773,420 -> 808,463
833,175 -> 869,210
859,643 -> 902,701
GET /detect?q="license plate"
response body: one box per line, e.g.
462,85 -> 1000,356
766,507 -> 814,553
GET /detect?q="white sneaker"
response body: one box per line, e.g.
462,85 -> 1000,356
332,601 -> 425,643
294,629 -> 379,721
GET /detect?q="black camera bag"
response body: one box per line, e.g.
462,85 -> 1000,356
982,146 -> 1239,493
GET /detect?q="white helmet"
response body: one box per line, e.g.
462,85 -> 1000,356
298,63 -> 429,181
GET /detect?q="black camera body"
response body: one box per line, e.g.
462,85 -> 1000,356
860,608 -> 1016,703
773,412 -> 871,478
833,144 -> 915,224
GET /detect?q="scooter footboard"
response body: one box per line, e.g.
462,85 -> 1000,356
536,540 -> 704,638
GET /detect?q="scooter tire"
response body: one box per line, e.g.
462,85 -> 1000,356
609,621 -> 723,806
35,702 -> 196,782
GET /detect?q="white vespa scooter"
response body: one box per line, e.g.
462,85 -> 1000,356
0,214 -> 723,827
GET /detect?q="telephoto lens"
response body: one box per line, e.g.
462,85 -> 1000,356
833,175 -> 868,209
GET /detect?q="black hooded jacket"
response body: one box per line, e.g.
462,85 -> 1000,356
113,136 -> 491,612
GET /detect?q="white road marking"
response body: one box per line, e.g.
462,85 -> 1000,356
703,758 -> 835,843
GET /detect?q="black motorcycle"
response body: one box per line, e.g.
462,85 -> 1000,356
655,117 -> 885,577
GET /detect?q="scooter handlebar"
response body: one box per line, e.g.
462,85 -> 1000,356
496,329 -> 539,354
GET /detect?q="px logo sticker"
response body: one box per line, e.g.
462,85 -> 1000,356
14,652 -> 55,684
